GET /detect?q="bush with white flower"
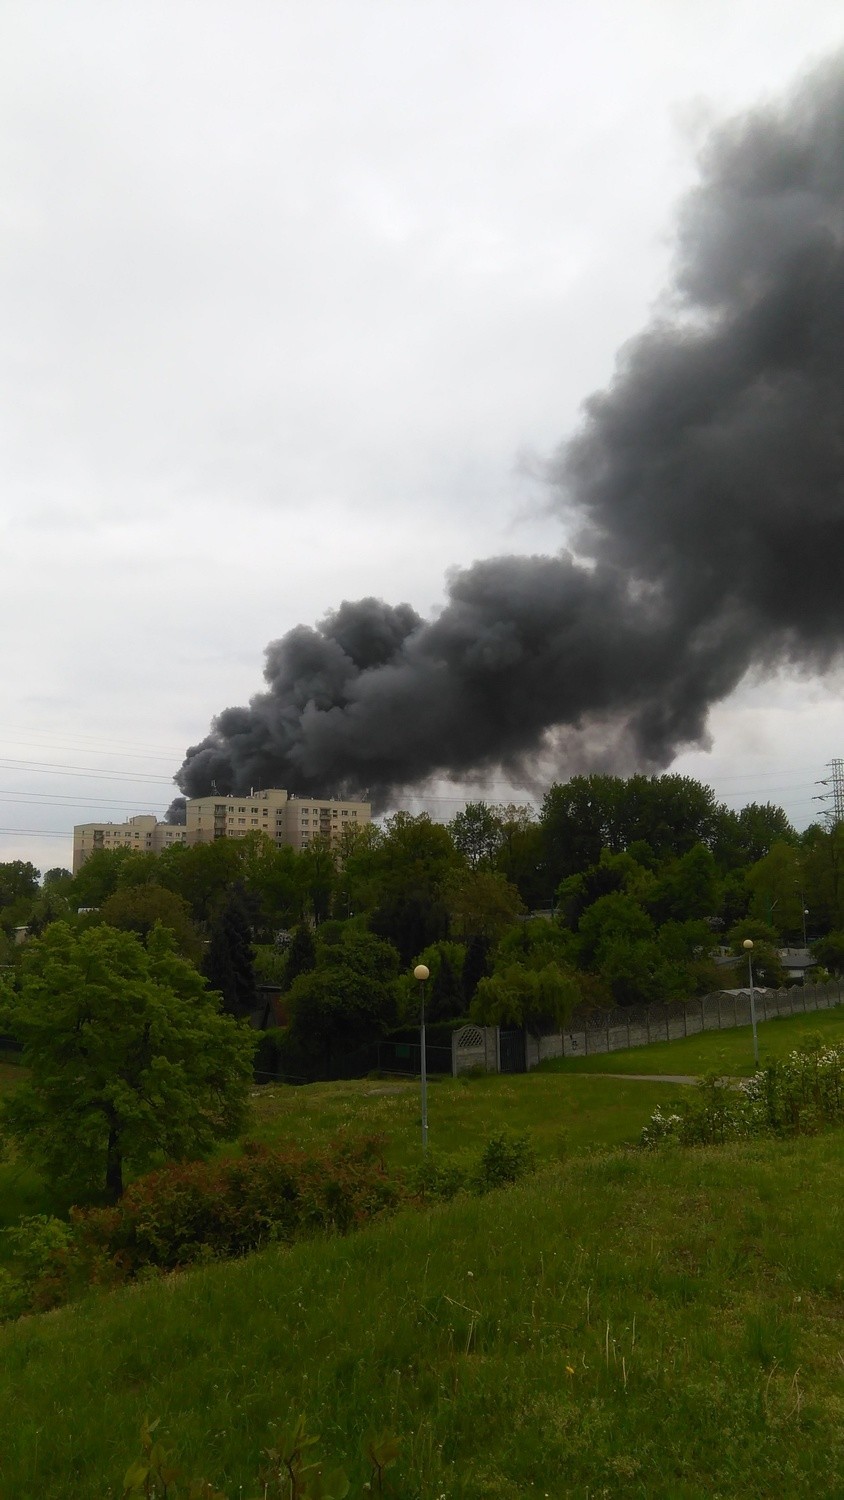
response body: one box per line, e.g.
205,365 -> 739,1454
640,1040 -> 844,1149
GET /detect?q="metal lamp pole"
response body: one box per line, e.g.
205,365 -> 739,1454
743,939 -> 759,1067
413,964 -> 430,1150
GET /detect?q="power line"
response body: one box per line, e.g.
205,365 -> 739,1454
0,758 -> 176,785
0,828 -> 73,838
0,739 -> 180,766
0,791 -> 171,811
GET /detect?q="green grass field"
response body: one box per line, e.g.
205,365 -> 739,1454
1,1128 -> 843,1498
540,1001 -> 844,1079
246,1070 -> 693,1167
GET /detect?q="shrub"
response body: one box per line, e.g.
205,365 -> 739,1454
0,1214 -> 77,1317
407,1151 -> 467,1203
253,1028 -> 286,1083
640,1042 -> 844,1149
0,1128 -> 544,1321
70,1134 -> 400,1278
473,1130 -> 537,1193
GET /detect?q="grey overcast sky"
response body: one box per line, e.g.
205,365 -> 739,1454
3,0 -> 844,871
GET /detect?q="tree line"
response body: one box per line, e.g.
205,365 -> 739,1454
3,772 -> 844,1202
2,775 -> 843,1031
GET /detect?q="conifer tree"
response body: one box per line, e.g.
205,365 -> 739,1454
204,885 -> 257,1019
283,922 -> 317,990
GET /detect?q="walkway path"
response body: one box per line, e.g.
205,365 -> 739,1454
588,1073 -> 743,1086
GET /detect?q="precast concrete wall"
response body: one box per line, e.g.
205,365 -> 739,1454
525,979 -> 843,1068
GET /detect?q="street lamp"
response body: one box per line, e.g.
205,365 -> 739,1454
413,963 -> 430,1150
743,939 -> 759,1068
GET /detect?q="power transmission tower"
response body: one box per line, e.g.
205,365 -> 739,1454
814,759 -> 844,826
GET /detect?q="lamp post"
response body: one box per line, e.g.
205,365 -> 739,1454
743,939 -> 759,1067
413,963 -> 430,1150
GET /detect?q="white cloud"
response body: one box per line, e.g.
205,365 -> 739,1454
2,0 -> 844,869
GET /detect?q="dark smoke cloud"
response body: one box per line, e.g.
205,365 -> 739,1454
177,57 -> 844,811
165,796 -> 187,825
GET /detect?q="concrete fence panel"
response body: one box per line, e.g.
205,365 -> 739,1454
519,977 -> 844,1073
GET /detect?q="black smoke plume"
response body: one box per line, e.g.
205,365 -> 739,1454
177,58 -> 844,810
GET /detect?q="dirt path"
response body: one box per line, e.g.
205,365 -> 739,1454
587,1072 -> 743,1086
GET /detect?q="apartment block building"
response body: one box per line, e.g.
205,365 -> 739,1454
72,814 -> 188,873
185,788 -> 370,851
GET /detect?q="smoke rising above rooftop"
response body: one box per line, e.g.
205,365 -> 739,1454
176,56 -> 844,811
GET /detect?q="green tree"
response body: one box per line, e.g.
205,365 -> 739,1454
803,822 -> 844,934
446,869 -> 525,944
597,938 -> 674,1008
204,886 -> 258,1019
448,802 -> 503,870
557,849 -> 655,930
462,933 -> 492,1006
471,962 -> 578,1037
0,922 -> 253,1202
745,841 -> 804,938
155,839 -> 245,924
734,802 -> 797,864
576,892 -> 655,969
726,919 -> 785,988
495,917 -> 578,972
283,922 -> 318,990
25,885 -> 72,938
541,774 -> 725,887
0,861 -> 40,909
412,940 -> 466,1023
369,813 -> 458,963
286,962 -> 398,1075
371,891 -> 450,967
99,885 -> 203,963
66,848 -> 138,910
335,822 -> 384,916
649,844 -> 720,924
229,832 -> 302,936
812,930 -> 844,974
493,807 -> 545,908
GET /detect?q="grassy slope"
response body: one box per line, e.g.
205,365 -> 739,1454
1,1131 -> 843,1498
541,1002 -> 844,1078
245,1071 -> 693,1167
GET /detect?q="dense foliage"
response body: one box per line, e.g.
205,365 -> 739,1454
0,923 -> 254,1201
0,774 -> 840,1089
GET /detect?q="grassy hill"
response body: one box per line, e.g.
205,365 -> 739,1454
1,1124 -> 843,1497
3,1011 -> 844,1496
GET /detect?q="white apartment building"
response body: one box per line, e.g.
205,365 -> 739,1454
72,814 -> 188,873
185,788 -> 370,851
